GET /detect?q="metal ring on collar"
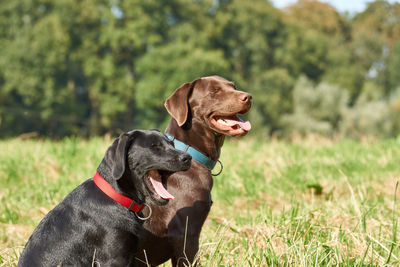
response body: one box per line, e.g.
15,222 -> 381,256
135,203 -> 152,221
211,160 -> 223,176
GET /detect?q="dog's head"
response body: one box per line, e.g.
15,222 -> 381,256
102,129 -> 191,205
165,76 -> 252,137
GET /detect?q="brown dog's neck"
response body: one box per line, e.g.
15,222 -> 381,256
165,119 -> 225,161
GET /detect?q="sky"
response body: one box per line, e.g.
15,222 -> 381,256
271,0 -> 400,13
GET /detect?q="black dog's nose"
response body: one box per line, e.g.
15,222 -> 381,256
179,154 -> 192,164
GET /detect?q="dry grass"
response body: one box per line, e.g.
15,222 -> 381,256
0,136 -> 399,266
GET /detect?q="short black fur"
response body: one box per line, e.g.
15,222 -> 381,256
18,129 -> 191,267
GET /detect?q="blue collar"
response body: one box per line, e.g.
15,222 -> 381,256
165,133 -> 217,170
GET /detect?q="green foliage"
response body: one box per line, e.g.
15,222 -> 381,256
276,26 -> 331,81
282,76 -> 348,136
0,0 -> 400,138
250,68 -> 294,134
212,0 -> 285,81
391,87 -> 400,134
388,40 -> 400,91
341,99 -> 394,138
135,42 -> 229,128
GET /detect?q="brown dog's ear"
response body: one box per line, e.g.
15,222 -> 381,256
164,81 -> 195,127
105,131 -> 139,180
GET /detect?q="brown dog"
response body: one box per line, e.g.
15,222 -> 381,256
135,76 -> 252,266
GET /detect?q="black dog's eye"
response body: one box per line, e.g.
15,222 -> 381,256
151,143 -> 161,148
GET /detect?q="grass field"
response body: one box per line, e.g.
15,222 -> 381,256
0,135 -> 399,266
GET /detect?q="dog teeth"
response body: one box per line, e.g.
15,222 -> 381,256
217,119 -> 228,126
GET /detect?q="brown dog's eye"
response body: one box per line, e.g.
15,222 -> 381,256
211,87 -> 221,95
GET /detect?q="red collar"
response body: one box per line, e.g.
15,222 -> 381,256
93,172 -> 143,213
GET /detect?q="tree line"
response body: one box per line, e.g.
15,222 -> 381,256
1,0 -> 400,138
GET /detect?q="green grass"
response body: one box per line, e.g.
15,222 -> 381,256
0,136 -> 399,266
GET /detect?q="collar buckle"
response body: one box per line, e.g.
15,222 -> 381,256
211,160 -> 223,176
132,203 -> 152,221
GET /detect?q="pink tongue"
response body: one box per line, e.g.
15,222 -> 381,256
149,177 -> 174,200
224,118 -> 252,131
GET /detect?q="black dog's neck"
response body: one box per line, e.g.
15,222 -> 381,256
97,160 -> 144,204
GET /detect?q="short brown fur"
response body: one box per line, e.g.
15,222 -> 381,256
135,76 -> 252,266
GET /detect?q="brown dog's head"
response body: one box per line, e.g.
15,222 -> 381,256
165,76 -> 252,137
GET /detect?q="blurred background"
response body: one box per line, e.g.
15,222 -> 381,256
0,0 -> 400,139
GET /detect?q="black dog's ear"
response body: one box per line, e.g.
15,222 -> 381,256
164,79 -> 198,127
105,131 -> 139,180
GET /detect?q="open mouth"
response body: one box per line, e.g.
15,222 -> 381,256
210,113 -> 252,136
145,169 -> 174,201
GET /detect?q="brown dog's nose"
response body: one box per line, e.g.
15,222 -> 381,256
240,93 -> 252,103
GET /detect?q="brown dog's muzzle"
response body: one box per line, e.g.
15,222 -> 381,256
209,91 -> 252,137
239,92 -> 252,104
238,92 -> 252,113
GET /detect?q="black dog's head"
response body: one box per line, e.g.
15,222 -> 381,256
99,129 -> 191,205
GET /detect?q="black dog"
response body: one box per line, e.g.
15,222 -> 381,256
18,130 -> 191,266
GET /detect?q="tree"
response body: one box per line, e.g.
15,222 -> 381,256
282,76 -> 348,136
211,0 -> 286,83
134,42 -> 228,128
1,0 -> 399,138
249,68 -> 294,134
387,39 -> 400,91
283,0 -> 361,100
275,26 -> 330,81
284,0 -> 351,39
0,0 -> 79,136
352,0 -> 400,95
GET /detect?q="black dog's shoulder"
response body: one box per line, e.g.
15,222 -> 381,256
19,179 -> 141,266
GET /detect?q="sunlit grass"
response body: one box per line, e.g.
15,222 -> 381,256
0,136 -> 399,266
